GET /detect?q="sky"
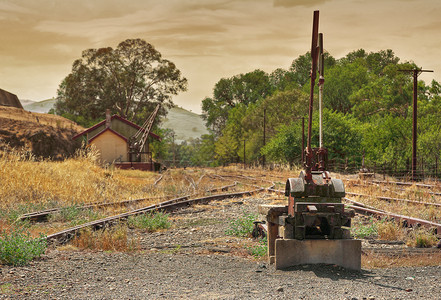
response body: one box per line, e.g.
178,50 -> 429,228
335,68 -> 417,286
1,0 -> 440,114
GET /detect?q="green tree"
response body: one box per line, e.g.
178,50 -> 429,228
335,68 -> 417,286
55,39 -> 187,126
350,63 -> 414,119
215,104 -> 247,164
202,69 -> 272,135
361,114 -> 411,169
262,109 -> 362,167
324,58 -> 369,113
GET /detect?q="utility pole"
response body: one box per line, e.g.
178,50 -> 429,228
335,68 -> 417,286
399,68 -> 433,181
172,132 -> 176,168
243,139 -> 246,169
263,108 -> 266,168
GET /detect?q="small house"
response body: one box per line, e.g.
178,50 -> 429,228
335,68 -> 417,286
73,110 -> 161,171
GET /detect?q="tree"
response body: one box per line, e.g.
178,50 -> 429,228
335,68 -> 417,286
202,69 -> 272,135
55,39 -> 187,126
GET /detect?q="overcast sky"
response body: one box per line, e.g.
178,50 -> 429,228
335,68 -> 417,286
1,0 -> 440,113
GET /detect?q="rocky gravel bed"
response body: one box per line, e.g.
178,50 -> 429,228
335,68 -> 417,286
1,193 -> 441,299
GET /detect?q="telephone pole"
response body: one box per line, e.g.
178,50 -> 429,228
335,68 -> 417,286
399,68 -> 433,181
262,108 -> 266,168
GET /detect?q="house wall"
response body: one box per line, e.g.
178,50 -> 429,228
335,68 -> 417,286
91,130 -> 127,163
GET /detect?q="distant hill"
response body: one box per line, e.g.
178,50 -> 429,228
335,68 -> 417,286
19,99 -> 209,143
23,98 -> 56,113
161,106 -> 209,143
20,99 -> 36,107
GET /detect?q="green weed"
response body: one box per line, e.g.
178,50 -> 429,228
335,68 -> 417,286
351,217 -> 378,239
0,227 -> 47,266
225,212 -> 257,237
248,237 -> 267,257
408,228 -> 438,248
48,205 -> 104,226
128,211 -> 171,232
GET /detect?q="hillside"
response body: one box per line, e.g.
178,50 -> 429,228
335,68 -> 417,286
23,98 -> 56,113
0,106 -> 84,159
20,99 -> 209,143
161,106 -> 209,143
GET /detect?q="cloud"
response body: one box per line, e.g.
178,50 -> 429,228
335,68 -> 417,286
273,0 -> 330,7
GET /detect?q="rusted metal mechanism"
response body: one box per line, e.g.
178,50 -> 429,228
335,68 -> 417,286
283,10 -> 354,240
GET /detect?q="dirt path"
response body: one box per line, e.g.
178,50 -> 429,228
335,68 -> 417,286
1,194 -> 440,299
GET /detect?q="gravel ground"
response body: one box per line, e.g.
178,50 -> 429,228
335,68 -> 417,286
1,193 -> 440,299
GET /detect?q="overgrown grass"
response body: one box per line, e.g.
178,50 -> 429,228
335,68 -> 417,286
70,224 -> 139,251
128,212 -> 171,232
377,220 -> 406,241
0,227 -> 47,266
48,205 -> 105,226
351,217 -> 378,239
407,228 -> 438,248
225,212 -> 257,237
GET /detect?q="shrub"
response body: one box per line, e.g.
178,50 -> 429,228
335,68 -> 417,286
377,220 -> 405,241
248,237 -> 267,257
71,224 -> 138,251
225,212 -> 257,237
0,227 -> 47,266
127,212 -> 171,232
407,228 -> 438,248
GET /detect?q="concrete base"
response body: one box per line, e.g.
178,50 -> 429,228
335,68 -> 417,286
275,239 -> 361,271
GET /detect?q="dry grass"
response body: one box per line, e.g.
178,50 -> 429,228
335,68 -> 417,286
0,149 -> 274,239
344,177 -> 441,223
377,221 -> 407,241
70,225 -> 140,252
362,252 -> 441,268
0,147 -> 156,210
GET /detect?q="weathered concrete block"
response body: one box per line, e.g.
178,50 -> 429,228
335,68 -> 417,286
275,239 -> 361,271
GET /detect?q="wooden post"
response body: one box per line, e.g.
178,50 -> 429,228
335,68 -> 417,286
267,220 -> 278,264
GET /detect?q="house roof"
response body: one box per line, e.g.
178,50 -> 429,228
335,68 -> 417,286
72,114 -> 161,141
0,88 -> 23,109
89,127 -> 128,143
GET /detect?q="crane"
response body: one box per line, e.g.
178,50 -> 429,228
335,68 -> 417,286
129,104 -> 160,161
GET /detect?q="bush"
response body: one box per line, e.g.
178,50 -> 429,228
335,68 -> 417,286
377,220 -> 405,241
248,237 -> 267,257
71,224 -> 138,251
407,228 -> 438,248
225,212 -> 257,237
128,212 -> 171,232
0,227 -> 47,266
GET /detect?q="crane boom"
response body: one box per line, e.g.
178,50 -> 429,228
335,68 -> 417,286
131,104 -> 160,157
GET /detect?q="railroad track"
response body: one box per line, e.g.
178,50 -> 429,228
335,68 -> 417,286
348,180 -> 441,197
19,183 -> 239,223
44,182 -> 268,244
345,192 -> 441,208
362,247 -> 441,256
345,198 -> 441,234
